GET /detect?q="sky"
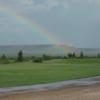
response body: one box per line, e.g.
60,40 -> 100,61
0,0 -> 100,48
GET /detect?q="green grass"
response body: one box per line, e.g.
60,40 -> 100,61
0,58 -> 100,88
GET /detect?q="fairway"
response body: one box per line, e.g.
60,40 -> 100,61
0,58 -> 100,88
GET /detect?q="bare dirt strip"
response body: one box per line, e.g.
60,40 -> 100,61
0,76 -> 100,100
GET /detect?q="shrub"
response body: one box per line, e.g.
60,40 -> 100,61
42,54 -> 52,60
0,54 -> 10,64
68,53 -> 73,58
33,57 -> 43,63
1,59 -> 10,64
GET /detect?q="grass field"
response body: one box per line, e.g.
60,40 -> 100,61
0,58 -> 100,88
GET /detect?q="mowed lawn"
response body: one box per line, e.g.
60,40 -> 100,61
0,58 -> 100,88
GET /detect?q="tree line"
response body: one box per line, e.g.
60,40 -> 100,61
0,50 -> 100,64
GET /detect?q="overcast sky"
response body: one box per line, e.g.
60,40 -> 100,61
0,0 -> 100,48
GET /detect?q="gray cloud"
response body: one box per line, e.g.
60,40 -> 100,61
0,0 -> 69,12
0,0 -> 100,47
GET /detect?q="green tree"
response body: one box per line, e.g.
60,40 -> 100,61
72,52 -> 76,58
1,54 -> 6,60
80,51 -> 84,58
68,53 -> 73,58
97,53 -> 100,58
42,54 -> 52,60
0,54 -> 9,64
17,50 -> 23,62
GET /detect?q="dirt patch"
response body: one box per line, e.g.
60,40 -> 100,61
0,85 -> 100,100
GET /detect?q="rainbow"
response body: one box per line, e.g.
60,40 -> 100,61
0,4 -> 59,44
0,4 -> 72,54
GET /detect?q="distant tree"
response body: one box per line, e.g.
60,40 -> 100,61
17,50 -> 23,62
72,52 -> 76,58
63,56 -> 68,59
42,54 -> 52,60
0,54 -> 9,64
43,54 -> 47,60
32,56 -> 35,60
1,54 -> 7,60
80,51 -> 84,58
68,53 -> 73,58
97,53 -> 100,58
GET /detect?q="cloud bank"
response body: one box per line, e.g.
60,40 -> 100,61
0,0 -> 100,48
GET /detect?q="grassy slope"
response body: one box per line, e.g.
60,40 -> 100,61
0,58 -> 100,88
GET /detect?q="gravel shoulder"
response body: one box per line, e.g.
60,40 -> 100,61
0,76 -> 100,100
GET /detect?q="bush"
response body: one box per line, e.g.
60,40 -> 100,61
68,53 -> 73,58
0,54 -> 10,64
1,59 -> 10,64
33,57 -> 43,63
42,54 -> 52,60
